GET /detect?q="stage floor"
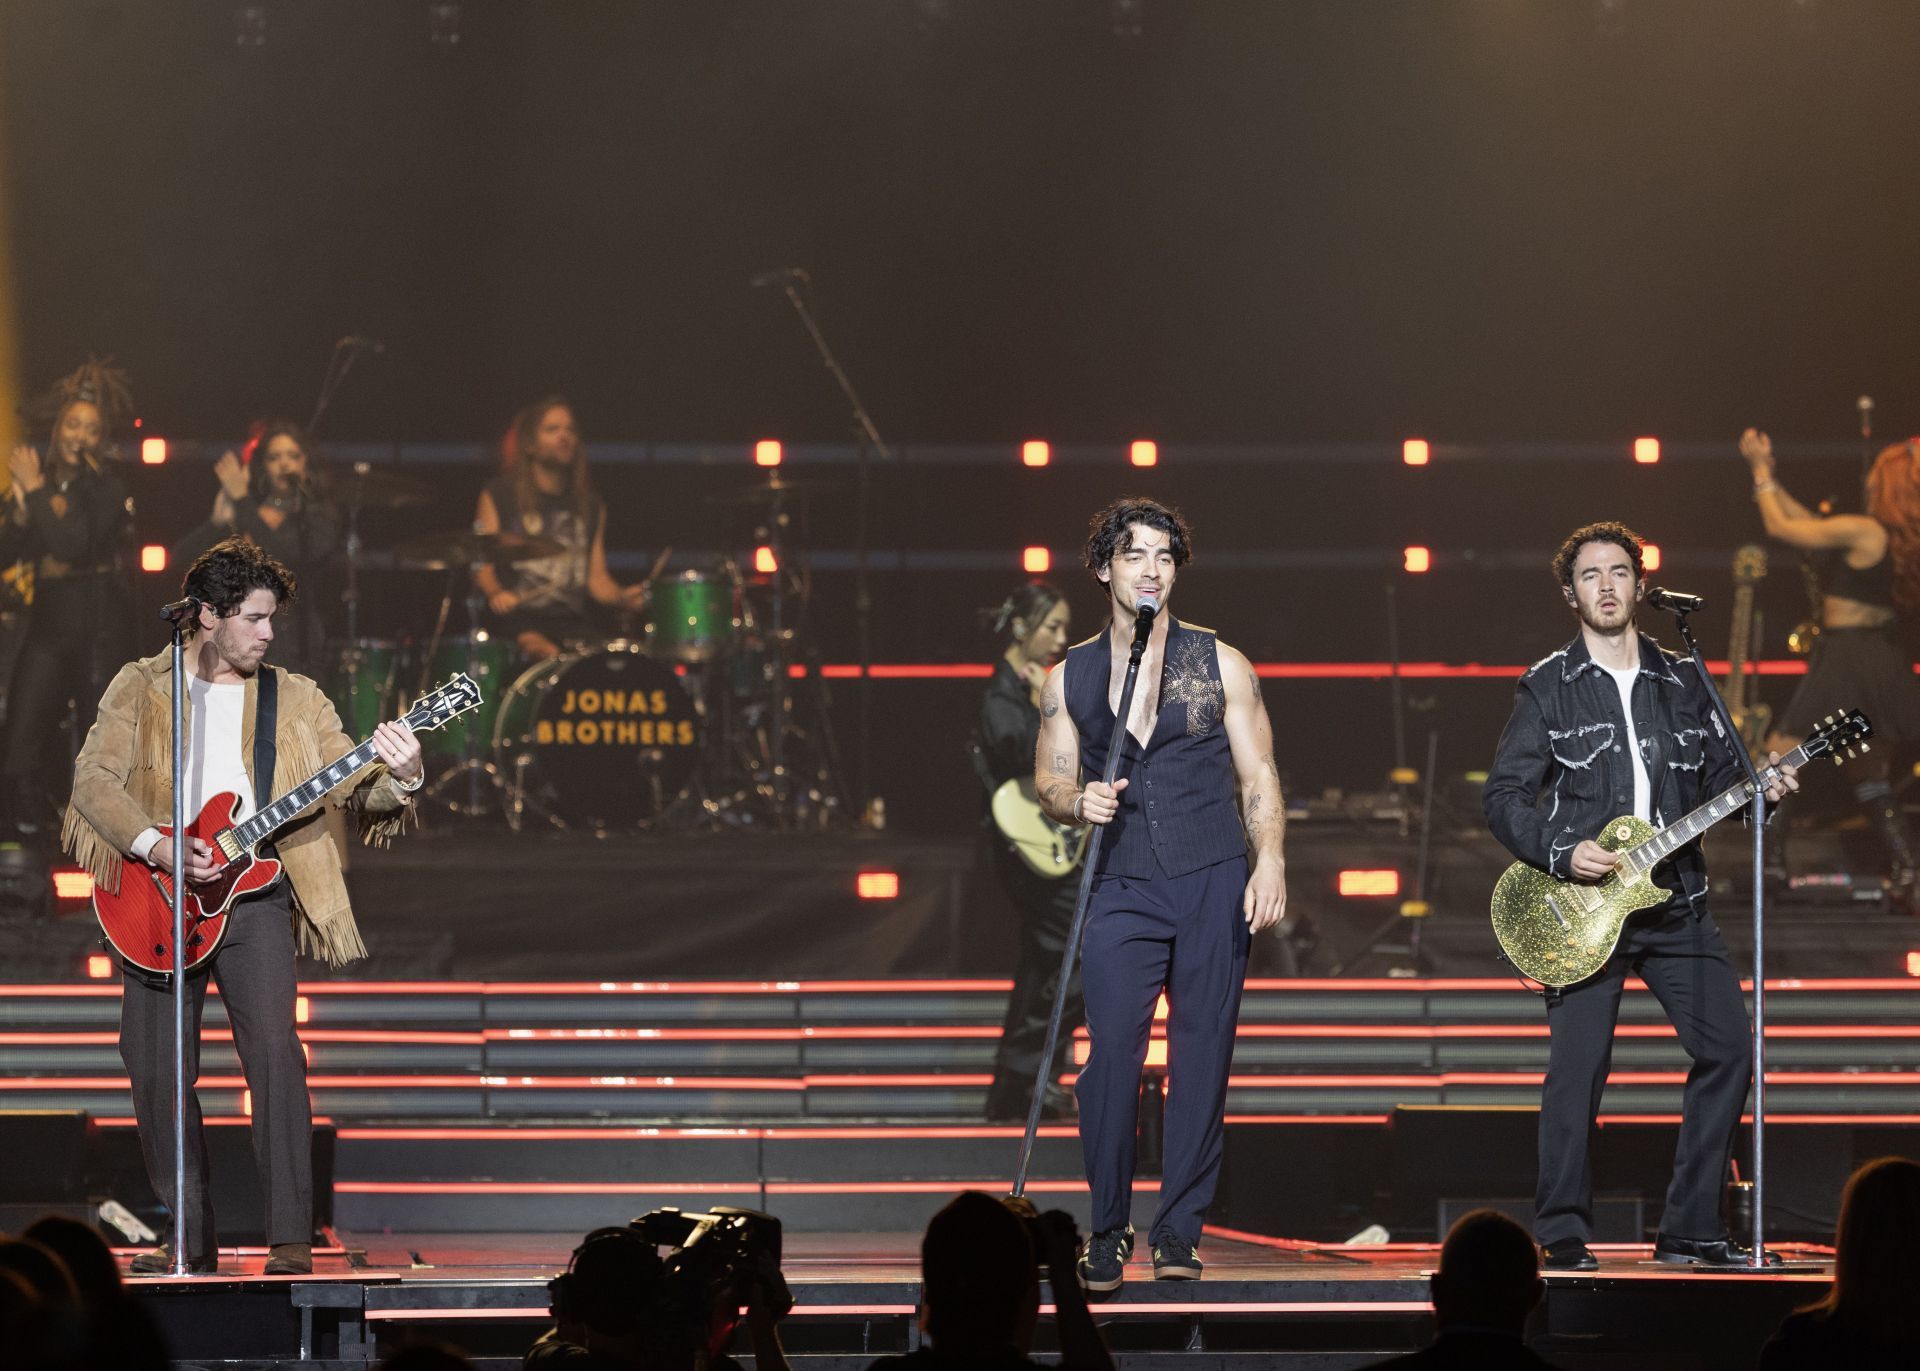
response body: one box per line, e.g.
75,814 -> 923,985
119,1230 -> 1837,1371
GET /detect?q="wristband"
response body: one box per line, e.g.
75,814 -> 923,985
1071,792 -> 1085,823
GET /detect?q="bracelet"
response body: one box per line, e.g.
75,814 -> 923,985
1752,479 -> 1780,498
1071,792 -> 1085,823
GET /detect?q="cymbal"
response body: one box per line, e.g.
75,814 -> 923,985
701,477 -> 834,507
337,464 -> 433,509
395,529 -> 566,570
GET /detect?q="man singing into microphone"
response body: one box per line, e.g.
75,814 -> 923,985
1033,497 -> 1286,1290
1482,522 -> 1797,1272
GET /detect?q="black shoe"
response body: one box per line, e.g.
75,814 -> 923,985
1077,1226 -> 1134,1293
1151,1231 -> 1203,1280
263,1243 -> 312,1275
129,1246 -> 217,1275
1653,1233 -> 1781,1268
1542,1238 -> 1598,1272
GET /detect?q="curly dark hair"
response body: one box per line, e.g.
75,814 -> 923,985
1551,521 -> 1645,587
1083,497 -> 1194,581
181,535 -> 297,634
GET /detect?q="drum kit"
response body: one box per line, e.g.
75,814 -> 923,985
321,470 -> 847,833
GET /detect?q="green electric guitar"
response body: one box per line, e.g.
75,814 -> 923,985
1490,709 -> 1871,987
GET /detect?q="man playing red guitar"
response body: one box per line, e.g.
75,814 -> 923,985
64,537 -> 424,1276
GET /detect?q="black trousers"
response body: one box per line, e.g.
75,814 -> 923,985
984,849 -> 1085,1118
1536,901 -> 1751,1246
120,882 -> 313,1253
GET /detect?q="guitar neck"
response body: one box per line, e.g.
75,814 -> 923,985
1620,741 -> 1812,876
231,737 -> 386,851
1726,584 -> 1754,712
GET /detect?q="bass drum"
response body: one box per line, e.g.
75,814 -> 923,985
493,641 -> 700,828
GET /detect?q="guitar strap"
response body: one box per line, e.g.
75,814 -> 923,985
253,666 -> 279,860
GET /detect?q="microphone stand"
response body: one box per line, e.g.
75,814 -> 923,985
765,274 -> 890,821
1012,608 -> 1155,1196
1665,604 -> 1771,1269
160,599 -> 197,1275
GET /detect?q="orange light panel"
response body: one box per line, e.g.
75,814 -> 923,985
86,955 -> 113,980
1154,994 -> 1169,1022
1339,869 -> 1402,897
753,440 -> 783,467
1402,439 -> 1430,466
52,869 -> 95,901
295,996 -> 311,1024
1643,543 -> 1662,573
242,1089 -> 253,1118
1403,546 -> 1431,574
1021,441 -> 1050,467
1022,546 -> 1051,574
1908,951 -> 1920,978
139,545 -> 167,573
857,871 -> 900,900
1130,440 -> 1158,467
140,437 -> 168,465
754,546 -> 778,575
1634,437 -> 1661,464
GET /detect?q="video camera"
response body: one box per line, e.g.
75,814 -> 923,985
633,1204 -> 783,1294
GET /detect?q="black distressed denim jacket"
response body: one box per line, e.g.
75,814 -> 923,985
1481,632 -> 1745,910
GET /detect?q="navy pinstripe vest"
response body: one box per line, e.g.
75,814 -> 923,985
1064,616 -> 1245,880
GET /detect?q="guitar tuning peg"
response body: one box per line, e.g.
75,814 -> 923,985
1861,742 -> 1871,753
1833,756 -> 1843,766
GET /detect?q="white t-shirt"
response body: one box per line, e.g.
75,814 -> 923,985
1599,662 -> 1651,821
131,675 -> 256,861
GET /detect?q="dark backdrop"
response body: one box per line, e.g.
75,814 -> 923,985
4,0 -> 1917,445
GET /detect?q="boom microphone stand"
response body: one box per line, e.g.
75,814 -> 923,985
1656,587 -> 1772,1269
1012,598 -> 1158,1196
157,594 -> 200,1275
755,268 -> 890,820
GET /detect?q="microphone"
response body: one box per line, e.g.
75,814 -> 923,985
159,595 -> 201,626
1647,587 -> 1706,615
1858,394 -> 1874,439
750,267 -> 810,289
1132,593 -> 1160,647
336,336 -> 386,354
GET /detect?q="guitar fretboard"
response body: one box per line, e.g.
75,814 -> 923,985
232,738 -> 387,850
1619,742 -> 1814,877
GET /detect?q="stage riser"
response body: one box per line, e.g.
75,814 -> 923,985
334,1191 -> 1159,1234
335,1135 -> 1086,1182
1219,1116 -> 1920,1243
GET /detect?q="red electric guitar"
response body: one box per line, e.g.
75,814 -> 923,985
95,674 -> 482,977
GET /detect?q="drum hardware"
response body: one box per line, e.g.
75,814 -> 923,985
673,483 -> 848,833
413,556 -> 513,820
394,529 -> 565,572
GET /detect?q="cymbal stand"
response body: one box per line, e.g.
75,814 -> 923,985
422,564 -> 502,817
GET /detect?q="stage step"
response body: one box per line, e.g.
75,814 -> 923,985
4,977 -> 1919,1123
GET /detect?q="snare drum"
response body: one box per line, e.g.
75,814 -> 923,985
647,570 -> 734,663
327,640 -> 399,739
493,641 -> 700,827
423,634 -> 510,760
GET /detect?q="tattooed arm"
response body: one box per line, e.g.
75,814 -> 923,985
1033,662 -> 1086,824
1220,643 -> 1286,931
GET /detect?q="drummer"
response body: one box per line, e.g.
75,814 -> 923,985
472,396 -> 649,662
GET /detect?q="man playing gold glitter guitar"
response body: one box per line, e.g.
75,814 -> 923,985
1481,522 -> 1798,1274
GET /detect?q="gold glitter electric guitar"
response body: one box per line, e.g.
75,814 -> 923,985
1489,709 -> 1871,987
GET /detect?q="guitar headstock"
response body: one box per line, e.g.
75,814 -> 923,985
1801,708 -> 1873,766
1732,543 -> 1768,585
402,674 -> 484,734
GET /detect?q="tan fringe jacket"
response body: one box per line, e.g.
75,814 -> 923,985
65,649 -> 416,967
